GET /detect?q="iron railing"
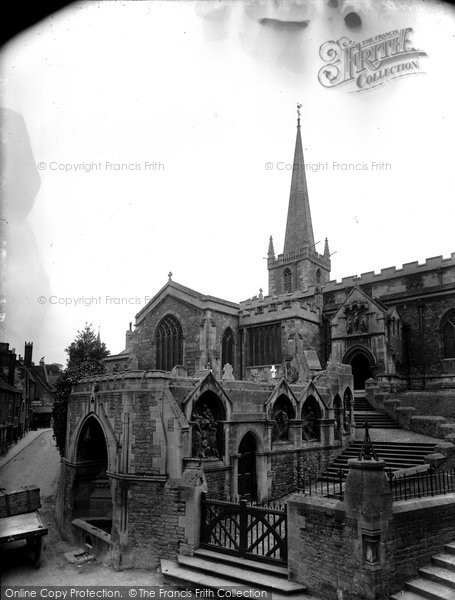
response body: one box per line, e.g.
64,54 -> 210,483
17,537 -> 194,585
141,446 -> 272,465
295,465 -> 345,500
388,467 -> 455,501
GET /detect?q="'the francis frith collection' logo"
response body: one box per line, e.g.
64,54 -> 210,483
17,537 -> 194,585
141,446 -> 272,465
318,27 -> 427,92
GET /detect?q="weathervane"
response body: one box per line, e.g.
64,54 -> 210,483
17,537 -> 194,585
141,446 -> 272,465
297,102 -> 302,126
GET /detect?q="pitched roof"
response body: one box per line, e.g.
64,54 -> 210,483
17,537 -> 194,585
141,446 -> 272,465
135,280 -> 239,324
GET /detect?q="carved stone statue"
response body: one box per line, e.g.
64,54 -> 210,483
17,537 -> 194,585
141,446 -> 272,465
302,408 -> 315,441
360,313 -> 368,332
272,408 -> 289,442
346,317 -> 353,335
191,406 -> 220,459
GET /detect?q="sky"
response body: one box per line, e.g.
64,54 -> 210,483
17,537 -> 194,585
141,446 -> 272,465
1,0 -> 454,365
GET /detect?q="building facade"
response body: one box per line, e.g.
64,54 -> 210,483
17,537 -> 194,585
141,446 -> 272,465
104,114 -> 455,394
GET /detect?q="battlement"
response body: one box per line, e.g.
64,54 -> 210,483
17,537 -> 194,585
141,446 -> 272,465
239,288 -> 320,323
325,252 -> 455,291
270,246 -> 330,268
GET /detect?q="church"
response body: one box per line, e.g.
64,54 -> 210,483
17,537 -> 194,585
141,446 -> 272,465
56,111 -> 455,596
105,110 -> 455,394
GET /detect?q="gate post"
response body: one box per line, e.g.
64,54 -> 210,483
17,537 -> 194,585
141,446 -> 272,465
239,499 -> 248,556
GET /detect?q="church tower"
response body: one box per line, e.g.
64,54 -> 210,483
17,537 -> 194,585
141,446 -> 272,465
268,106 -> 331,296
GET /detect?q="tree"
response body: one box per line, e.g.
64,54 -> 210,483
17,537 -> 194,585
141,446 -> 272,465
52,324 -> 109,456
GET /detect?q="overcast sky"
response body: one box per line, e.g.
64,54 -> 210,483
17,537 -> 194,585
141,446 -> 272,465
1,0 -> 454,365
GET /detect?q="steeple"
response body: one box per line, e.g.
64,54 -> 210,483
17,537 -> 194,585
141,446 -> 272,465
283,105 -> 315,256
267,235 -> 275,259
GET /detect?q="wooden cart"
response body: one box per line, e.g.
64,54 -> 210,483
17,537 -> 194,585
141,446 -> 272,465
0,485 -> 48,567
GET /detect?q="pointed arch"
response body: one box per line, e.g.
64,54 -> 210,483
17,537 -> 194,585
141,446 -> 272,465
155,314 -> 183,371
302,395 -> 322,442
441,308 -> 455,359
333,394 -> 343,441
315,268 -> 321,285
343,387 -> 353,433
237,431 -> 258,501
221,327 -> 235,370
283,268 -> 293,293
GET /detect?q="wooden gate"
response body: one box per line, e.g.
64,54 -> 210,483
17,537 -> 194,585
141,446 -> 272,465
200,494 -> 287,564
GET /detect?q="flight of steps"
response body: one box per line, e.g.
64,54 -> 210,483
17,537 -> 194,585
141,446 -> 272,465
391,540 -> 455,599
321,440 -> 436,482
161,548 -> 319,600
354,391 -> 400,429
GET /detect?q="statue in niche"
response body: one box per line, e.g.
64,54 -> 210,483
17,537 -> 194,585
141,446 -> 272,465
272,407 -> 289,442
360,313 -> 368,332
191,405 -> 220,459
353,311 -> 360,331
302,407 -> 316,441
346,317 -> 353,335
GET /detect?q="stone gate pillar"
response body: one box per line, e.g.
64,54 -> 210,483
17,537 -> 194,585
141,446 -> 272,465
343,429 -> 393,599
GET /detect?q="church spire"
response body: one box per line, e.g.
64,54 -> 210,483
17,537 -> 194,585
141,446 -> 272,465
267,235 -> 275,259
283,105 -> 315,256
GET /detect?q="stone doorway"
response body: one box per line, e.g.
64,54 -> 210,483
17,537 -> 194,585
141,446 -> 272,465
238,432 -> 257,501
72,416 -> 112,533
350,353 -> 371,389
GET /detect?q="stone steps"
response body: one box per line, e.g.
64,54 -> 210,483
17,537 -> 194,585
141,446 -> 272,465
161,550 -> 314,599
391,541 -> 455,599
321,440 -> 436,482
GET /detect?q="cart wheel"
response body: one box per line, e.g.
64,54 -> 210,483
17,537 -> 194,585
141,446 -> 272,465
33,537 -> 43,568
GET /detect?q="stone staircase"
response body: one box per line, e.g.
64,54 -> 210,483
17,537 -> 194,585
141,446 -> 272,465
321,440 -> 437,481
391,540 -> 455,599
161,548 -> 318,599
354,392 -> 400,429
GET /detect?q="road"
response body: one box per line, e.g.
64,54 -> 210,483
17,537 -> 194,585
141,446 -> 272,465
0,429 -> 165,587
0,429 -> 61,497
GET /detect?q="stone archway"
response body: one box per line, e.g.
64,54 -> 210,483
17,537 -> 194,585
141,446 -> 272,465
333,395 -> 343,442
237,432 -> 258,501
343,388 -> 353,433
343,346 -> 376,390
302,396 -> 322,441
191,390 -> 226,460
73,416 -> 112,533
271,394 -> 295,442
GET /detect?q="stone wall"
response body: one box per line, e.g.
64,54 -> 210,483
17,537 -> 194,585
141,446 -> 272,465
133,295 -> 240,378
366,380 -> 455,440
390,494 -> 455,592
288,496 -> 360,600
288,457 -> 455,599
270,445 -> 340,499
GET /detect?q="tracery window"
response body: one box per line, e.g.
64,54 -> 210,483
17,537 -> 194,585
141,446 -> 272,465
283,268 -> 292,293
442,310 -> 455,359
221,328 -> 235,368
155,314 -> 183,371
247,323 -> 281,366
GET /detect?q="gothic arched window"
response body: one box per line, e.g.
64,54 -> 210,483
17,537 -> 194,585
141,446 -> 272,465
442,310 -> 455,359
155,314 -> 183,371
315,268 -> 321,285
221,327 -> 235,369
283,268 -> 292,293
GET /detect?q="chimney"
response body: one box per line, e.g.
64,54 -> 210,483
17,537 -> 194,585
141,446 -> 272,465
24,342 -> 33,366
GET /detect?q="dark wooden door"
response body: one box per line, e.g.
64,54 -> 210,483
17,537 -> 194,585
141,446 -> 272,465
238,433 -> 257,501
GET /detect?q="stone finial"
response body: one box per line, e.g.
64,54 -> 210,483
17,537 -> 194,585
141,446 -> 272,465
259,288 -> 263,299
168,271 -> 173,281
324,237 -> 330,257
